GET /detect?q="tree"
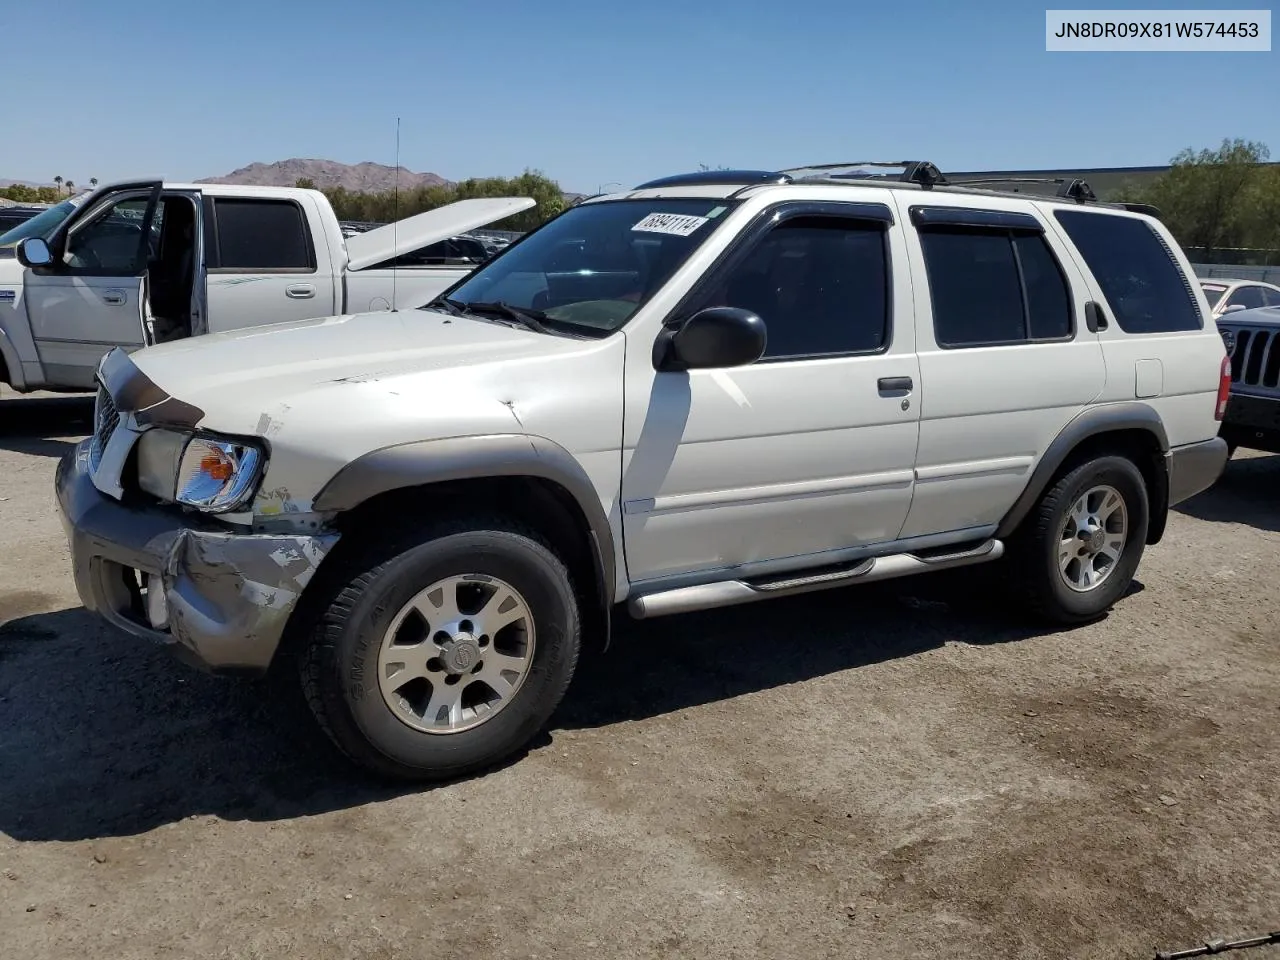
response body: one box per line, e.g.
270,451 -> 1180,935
295,177 -> 316,190
90,177 -> 98,188
53,175 -> 63,195
1120,138 -> 1276,259
65,180 -> 75,195
320,169 -> 570,232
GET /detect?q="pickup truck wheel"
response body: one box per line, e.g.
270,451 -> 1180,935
301,519 -> 580,782
1010,456 -> 1149,625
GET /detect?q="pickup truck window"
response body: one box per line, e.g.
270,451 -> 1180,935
438,198 -> 737,334
65,196 -> 157,275
210,198 -> 315,272
0,198 -> 81,254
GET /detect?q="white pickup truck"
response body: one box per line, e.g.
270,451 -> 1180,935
0,180 -> 533,393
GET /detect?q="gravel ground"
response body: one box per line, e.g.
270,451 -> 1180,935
1,390 -> 1278,960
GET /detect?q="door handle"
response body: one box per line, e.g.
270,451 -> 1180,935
877,376 -> 913,393
102,289 -> 127,305
286,284 -> 315,299
1085,301 -> 1109,333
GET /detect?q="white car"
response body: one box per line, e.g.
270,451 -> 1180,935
56,161 -> 1230,781
0,182 -> 531,392
1198,277 -> 1280,317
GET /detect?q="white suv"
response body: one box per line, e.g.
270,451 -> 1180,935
55,161 -> 1231,781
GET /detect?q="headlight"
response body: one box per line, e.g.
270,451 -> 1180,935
136,429 -> 266,513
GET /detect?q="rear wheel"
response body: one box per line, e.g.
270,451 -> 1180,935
301,517 -> 581,782
1009,456 -> 1149,624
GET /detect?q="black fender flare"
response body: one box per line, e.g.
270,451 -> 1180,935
312,433 -> 620,642
995,402 -> 1171,543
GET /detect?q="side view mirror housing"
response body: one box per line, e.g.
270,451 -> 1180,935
1222,303 -> 1247,315
17,237 -> 53,269
654,306 -> 767,372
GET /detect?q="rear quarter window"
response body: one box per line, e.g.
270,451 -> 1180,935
1053,209 -> 1201,334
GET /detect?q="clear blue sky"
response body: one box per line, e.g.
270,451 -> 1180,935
2,0 -> 1276,193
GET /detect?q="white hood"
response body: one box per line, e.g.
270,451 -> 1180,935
127,308 -> 587,435
343,197 -> 534,271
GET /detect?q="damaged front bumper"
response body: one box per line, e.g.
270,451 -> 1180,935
55,439 -> 339,675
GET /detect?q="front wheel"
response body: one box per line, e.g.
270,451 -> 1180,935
301,518 -> 581,782
1009,455 -> 1149,624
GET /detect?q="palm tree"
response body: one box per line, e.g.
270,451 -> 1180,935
90,177 -> 98,188
53,175 -> 63,195
65,180 -> 75,195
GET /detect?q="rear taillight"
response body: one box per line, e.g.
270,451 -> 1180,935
1215,355 -> 1231,421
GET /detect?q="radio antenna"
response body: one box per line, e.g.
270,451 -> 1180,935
392,115 -> 401,310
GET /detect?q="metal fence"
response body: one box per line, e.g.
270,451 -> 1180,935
1192,263 -> 1280,284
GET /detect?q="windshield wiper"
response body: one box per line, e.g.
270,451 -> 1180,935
464,300 -> 555,335
423,296 -> 467,317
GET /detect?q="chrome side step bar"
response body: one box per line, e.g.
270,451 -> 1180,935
627,539 -> 1003,619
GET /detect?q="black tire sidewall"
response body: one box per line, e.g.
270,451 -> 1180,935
327,529 -> 579,777
1036,456 -> 1149,621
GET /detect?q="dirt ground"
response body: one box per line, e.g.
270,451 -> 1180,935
1,389 -> 1277,960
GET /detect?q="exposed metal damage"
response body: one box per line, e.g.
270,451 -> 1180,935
161,528 -> 340,671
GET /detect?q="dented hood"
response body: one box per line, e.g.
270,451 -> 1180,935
125,308 -> 587,434
343,197 -> 534,271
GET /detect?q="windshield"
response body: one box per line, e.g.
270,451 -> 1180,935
0,198 -> 83,256
432,197 -> 738,335
1199,282 -> 1228,309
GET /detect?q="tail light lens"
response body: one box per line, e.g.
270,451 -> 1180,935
1215,355 -> 1231,421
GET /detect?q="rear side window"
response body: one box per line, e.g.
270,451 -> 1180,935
1054,210 -> 1201,333
1265,288 -> 1280,307
918,226 -> 1072,347
211,198 -> 314,271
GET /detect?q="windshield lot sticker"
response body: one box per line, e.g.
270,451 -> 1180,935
632,213 -> 709,237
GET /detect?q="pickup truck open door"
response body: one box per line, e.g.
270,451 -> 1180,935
21,181 -> 162,389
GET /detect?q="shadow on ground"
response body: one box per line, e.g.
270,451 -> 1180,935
1174,451 -> 1280,534
0,392 -> 94,459
0,569 -> 1078,843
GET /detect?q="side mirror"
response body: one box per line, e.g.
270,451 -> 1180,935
655,307 -> 767,371
1222,303 -> 1247,314
17,237 -> 53,268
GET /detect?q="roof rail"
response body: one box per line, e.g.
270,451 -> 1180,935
633,170 -> 793,189
780,160 -> 948,190
944,176 -> 1100,203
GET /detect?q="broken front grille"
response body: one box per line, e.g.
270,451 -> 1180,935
1222,324 -> 1280,395
88,383 -> 120,471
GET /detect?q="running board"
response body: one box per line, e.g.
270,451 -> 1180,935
627,539 -> 1004,619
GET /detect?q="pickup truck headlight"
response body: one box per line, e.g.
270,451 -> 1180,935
136,429 -> 266,513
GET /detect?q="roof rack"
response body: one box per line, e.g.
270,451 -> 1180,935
779,160 -> 948,190
945,176 -> 1099,203
633,169 -> 793,190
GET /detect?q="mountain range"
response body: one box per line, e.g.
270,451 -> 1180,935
197,159 -> 450,192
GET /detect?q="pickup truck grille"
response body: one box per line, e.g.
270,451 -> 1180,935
1221,323 -> 1280,395
89,383 -> 120,471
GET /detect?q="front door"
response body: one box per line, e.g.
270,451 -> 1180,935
24,186 -> 161,388
621,198 -> 922,585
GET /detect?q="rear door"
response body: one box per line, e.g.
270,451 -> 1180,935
204,194 -> 336,331
892,195 -> 1107,540
23,184 -> 161,388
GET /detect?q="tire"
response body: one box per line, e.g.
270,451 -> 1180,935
1008,455 -> 1149,625
301,516 -> 581,782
